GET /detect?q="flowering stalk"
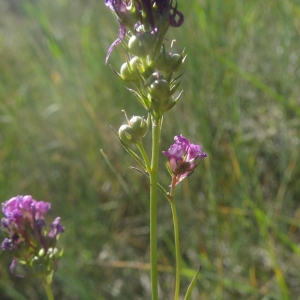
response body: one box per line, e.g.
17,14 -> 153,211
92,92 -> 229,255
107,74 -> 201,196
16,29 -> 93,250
163,135 -> 207,299
105,1 -> 207,298
106,1 -> 185,298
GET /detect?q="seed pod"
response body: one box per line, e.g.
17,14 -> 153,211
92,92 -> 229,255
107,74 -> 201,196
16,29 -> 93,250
168,53 -> 183,72
155,51 -> 183,73
118,116 -> 148,144
128,32 -> 156,57
145,72 -> 164,86
149,79 -> 170,103
129,116 -> 148,138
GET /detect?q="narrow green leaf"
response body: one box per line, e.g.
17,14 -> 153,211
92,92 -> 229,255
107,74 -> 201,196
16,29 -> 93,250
184,266 -> 201,300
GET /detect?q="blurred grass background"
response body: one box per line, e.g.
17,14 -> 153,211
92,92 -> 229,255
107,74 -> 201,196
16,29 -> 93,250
1,0 -> 300,299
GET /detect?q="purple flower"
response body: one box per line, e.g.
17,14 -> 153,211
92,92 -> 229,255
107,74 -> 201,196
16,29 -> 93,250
105,0 -> 184,62
35,201 -> 51,219
1,195 -> 64,275
48,217 -> 65,238
163,135 -> 190,160
163,135 -> 207,184
1,235 -> 20,251
9,258 -> 22,277
140,0 -> 184,29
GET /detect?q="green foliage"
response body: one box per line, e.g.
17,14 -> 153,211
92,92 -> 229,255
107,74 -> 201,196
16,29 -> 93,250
0,0 -> 300,299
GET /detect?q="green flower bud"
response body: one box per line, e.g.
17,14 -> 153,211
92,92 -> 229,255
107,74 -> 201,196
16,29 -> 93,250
149,79 -> 170,102
128,33 -> 156,57
38,248 -> 45,257
118,116 -> 148,145
47,247 -> 58,259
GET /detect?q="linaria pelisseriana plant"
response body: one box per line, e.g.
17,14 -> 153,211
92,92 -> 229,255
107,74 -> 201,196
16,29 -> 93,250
105,1 -> 207,299
1,195 -> 64,300
1,1 -> 206,299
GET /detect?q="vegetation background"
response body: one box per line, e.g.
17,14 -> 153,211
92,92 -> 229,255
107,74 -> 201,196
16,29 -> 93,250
1,0 -> 300,299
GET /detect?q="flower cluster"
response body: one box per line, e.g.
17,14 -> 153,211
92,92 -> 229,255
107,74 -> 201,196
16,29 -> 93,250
163,135 -> 207,185
1,195 -> 64,276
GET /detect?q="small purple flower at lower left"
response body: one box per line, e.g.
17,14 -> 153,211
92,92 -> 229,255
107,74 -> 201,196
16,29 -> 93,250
1,195 -> 65,276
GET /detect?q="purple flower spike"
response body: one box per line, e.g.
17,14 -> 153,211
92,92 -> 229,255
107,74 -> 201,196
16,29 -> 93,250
1,195 -> 65,276
163,135 -> 207,185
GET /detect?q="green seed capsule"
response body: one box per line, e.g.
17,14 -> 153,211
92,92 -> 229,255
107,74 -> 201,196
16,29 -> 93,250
168,54 -> 183,72
155,51 -> 169,72
119,125 -> 136,144
128,33 -> 156,57
129,116 -> 148,137
155,52 -> 183,73
120,62 -> 138,82
149,79 -> 170,102
120,57 -> 142,82
118,116 -> 148,145
145,72 -> 164,87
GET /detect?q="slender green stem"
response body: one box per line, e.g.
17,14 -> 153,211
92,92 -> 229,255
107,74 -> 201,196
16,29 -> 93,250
149,116 -> 162,300
43,281 -> 54,300
137,142 -> 151,171
169,176 -> 181,300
